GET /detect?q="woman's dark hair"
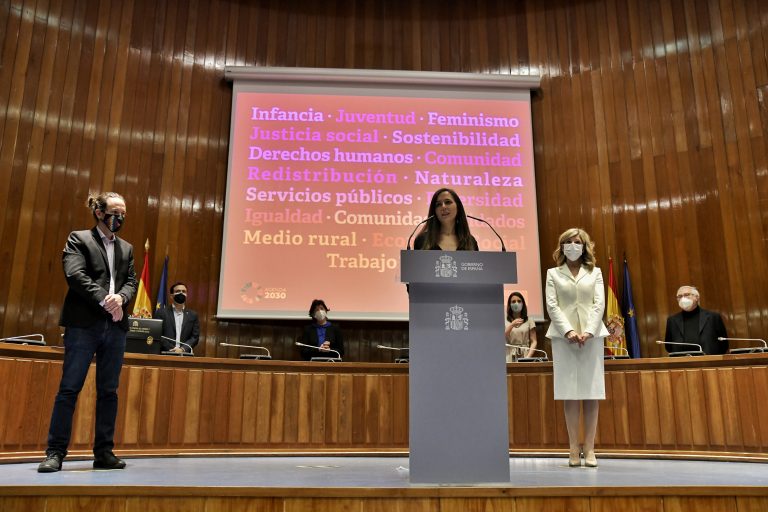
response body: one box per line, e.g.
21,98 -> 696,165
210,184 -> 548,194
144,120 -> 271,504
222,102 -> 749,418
308,299 -> 329,318
506,291 -> 528,322
416,188 -> 474,250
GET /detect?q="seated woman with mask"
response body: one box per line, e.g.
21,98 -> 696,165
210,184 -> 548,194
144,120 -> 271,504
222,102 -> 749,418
300,299 -> 345,361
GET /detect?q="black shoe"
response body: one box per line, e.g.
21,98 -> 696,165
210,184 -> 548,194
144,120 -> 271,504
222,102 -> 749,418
37,452 -> 63,473
93,451 -> 126,470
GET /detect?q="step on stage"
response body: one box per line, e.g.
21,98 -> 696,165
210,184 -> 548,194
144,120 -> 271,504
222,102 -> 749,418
1,456 -> 768,511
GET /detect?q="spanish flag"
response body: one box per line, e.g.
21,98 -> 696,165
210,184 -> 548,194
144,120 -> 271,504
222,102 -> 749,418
131,239 -> 153,318
605,257 -> 627,356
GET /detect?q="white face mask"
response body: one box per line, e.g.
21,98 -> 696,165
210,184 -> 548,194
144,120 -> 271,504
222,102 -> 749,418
678,297 -> 695,311
510,303 -> 523,313
563,242 -> 583,262
314,310 -> 327,321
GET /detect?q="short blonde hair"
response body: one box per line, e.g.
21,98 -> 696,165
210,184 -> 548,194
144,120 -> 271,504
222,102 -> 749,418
552,228 -> 596,271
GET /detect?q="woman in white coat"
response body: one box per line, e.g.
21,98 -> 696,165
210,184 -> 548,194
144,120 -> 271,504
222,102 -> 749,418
545,228 -> 609,467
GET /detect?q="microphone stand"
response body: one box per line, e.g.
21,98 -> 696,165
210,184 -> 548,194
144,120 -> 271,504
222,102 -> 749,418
376,344 -> 409,363
0,334 -> 46,346
295,341 -> 342,362
161,336 -> 195,356
467,215 -> 506,251
221,342 -> 272,360
514,346 -> 549,362
656,340 -> 704,357
405,215 -> 434,250
720,337 -> 768,354
603,345 -> 631,360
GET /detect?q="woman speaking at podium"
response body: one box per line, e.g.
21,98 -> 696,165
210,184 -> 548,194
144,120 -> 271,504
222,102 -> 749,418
413,188 -> 478,251
545,228 -> 609,468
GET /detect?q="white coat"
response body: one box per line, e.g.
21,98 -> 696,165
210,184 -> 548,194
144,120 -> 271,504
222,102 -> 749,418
545,264 -> 609,400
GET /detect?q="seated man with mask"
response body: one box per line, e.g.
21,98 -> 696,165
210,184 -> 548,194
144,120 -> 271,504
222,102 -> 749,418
664,285 -> 728,355
154,281 -> 201,354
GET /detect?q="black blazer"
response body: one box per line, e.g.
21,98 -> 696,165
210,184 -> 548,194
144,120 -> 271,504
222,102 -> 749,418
153,306 -> 201,353
301,323 -> 344,360
59,228 -> 137,331
664,307 -> 728,355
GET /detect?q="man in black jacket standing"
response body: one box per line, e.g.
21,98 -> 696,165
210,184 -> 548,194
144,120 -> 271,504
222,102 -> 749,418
38,192 -> 137,473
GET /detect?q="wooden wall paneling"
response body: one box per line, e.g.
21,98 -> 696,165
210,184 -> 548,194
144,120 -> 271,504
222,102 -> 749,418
282,372 -> 300,444
733,366 -> 760,450
306,372 -> 324,445
254,371 -> 272,444
121,365 -> 145,447
669,369 -> 694,448
623,371 -> 646,446
337,373 -> 355,445
167,368 -> 187,444
182,369 -> 203,445
364,374 -> 379,444
268,372 -> 286,444
138,368 -> 159,446
227,370 -> 244,444
683,368 -> 710,449
590,496 -> 663,512
17,0 -> 62,337
18,359 -> 48,448
377,374 -> 393,445
639,370 -> 661,447
240,371 -> 259,444
509,373 -> 528,446
295,372 -> 312,444
736,497 -> 768,512
525,373 -> 543,447
608,370 -> 630,447
126,496 -> 206,512
392,373 -> 408,446
700,367 -> 726,448
664,496 -> 738,512
750,365 -> 768,449
351,373 -> 366,444
0,0 -> 44,338
152,367 -> 174,446
654,371 -> 677,447
717,367 -> 743,449
539,373 -> 558,447
212,369 -> 233,445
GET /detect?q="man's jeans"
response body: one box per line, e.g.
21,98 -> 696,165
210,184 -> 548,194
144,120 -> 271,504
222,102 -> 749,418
46,320 -> 126,456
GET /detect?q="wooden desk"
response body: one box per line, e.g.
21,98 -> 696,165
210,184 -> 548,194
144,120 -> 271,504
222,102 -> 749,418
1,344 -> 766,460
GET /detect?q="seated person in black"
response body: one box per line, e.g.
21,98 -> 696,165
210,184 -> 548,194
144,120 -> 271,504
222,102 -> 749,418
413,188 -> 479,251
300,299 -> 344,360
664,285 -> 728,355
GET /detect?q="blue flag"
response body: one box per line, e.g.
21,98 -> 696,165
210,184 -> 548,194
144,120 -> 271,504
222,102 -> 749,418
622,257 -> 641,358
156,255 -> 169,310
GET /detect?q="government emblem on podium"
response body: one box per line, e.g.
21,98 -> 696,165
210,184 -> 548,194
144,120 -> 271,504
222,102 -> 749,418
435,255 -> 458,278
445,305 -> 469,331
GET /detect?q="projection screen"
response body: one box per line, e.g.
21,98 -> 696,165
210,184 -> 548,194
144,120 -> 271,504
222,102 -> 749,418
219,67 -> 542,321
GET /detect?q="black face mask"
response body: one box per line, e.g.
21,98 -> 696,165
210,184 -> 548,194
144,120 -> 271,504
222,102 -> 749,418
102,212 -> 125,233
173,293 -> 186,304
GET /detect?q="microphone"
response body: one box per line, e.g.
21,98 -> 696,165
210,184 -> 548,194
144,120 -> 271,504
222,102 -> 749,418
514,346 -> 549,362
720,337 -> 768,354
505,343 -> 528,357
406,215 -> 434,250
376,344 -> 409,363
467,215 -> 506,251
656,340 -> 704,357
161,335 -> 195,356
603,345 -> 630,359
0,334 -> 46,346
221,342 -> 272,360
295,341 -> 342,362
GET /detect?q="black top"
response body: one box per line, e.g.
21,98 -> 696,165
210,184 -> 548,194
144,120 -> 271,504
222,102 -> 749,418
413,233 -> 479,251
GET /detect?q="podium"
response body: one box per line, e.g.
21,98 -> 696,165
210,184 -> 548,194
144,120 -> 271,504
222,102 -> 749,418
401,250 -> 517,484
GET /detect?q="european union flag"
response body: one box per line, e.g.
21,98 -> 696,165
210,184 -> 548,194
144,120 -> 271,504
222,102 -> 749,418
622,257 -> 641,358
156,255 -> 169,311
